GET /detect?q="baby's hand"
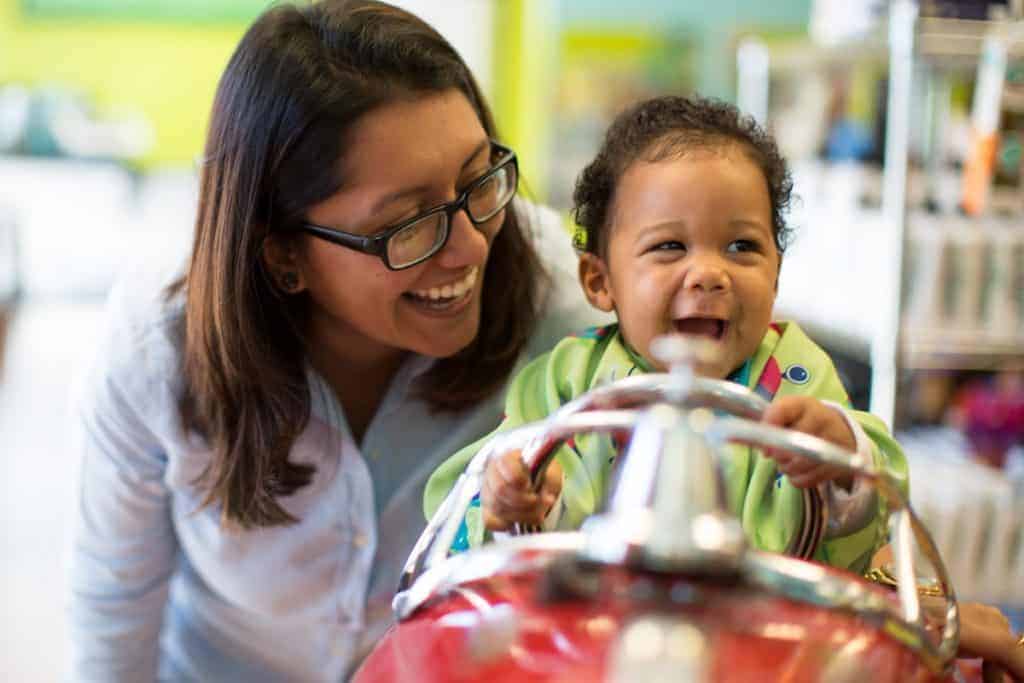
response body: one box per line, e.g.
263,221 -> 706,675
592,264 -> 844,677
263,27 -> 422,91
481,449 -> 563,531
761,396 -> 856,489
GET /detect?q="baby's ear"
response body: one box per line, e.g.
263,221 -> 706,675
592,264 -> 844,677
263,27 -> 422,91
578,253 -> 615,312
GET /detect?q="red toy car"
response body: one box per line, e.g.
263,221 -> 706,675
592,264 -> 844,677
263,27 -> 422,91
355,339 -> 990,682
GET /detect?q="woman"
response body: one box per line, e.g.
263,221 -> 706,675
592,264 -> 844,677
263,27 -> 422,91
66,1 -> 601,680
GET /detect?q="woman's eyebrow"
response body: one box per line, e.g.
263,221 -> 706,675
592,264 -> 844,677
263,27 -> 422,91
369,185 -> 431,214
369,139 -> 491,214
460,138 -> 490,171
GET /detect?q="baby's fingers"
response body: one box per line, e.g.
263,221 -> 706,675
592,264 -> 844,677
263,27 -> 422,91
761,396 -> 807,428
483,506 -> 511,532
493,449 -> 529,489
484,469 -> 538,513
540,459 -> 563,499
787,463 -> 841,489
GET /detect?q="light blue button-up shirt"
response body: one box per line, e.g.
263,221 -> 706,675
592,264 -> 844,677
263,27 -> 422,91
66,204 -> 607,681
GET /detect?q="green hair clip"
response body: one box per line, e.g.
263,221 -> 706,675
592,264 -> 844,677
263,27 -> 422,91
571,225 -> 588,253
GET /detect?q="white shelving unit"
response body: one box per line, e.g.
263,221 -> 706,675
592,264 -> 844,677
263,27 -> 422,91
738,3 -> 1024,427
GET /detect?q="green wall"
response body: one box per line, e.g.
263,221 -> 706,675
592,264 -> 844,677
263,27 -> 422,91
0,0 -> 262,166
0,0 -> 814,167
557,0 -> 813,100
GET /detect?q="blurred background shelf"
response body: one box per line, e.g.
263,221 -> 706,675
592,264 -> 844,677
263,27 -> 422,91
739,2 -> 1024,426
902,334 -> 1024,369
764,17 -> 1024,71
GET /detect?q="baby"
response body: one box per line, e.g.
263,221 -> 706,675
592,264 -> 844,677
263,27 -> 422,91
425,95 -> 908,573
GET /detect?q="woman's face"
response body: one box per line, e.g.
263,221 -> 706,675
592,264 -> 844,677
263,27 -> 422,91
293,90 -> 503,366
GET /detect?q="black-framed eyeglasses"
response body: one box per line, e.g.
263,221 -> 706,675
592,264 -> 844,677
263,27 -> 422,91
298,141 -> 518,270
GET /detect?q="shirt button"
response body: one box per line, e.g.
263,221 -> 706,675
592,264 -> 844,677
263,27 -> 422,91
353,533 -> 369,548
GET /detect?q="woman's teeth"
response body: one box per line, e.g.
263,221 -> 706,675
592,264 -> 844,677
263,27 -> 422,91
408,267 -> 478,303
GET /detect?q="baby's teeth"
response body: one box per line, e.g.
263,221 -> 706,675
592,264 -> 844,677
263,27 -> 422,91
441,284 -> 453,298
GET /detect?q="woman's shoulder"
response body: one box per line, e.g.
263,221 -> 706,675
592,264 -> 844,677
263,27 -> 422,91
107,265 -> 184,351
81,266 -> 187,404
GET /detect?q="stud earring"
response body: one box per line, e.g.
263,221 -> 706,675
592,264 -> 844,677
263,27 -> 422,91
280,272 -> 300,292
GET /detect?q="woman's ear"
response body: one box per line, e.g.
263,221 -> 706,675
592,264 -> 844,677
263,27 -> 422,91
578,252 -> 615,312
261,234 -> 306,294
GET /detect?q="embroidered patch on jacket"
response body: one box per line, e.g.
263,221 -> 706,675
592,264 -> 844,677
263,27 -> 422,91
782,364 -> 810,385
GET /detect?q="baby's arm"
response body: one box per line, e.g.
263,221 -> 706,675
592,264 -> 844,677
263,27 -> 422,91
424,337 -> 596,548
761,395 -> 858,489
754,339 -> 907,571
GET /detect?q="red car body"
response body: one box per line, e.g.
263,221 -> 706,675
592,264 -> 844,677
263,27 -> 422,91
356,557 -> 978,683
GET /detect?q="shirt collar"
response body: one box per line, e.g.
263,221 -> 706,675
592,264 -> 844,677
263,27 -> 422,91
618,326 -> 752,386
726,358 -> 752,387
305,353 -> 436,426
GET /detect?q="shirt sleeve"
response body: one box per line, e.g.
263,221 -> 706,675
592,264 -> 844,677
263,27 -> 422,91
66,295 -> 179,681
744,326 -> 908,574
422,348 -> 560,547
423,333 -> 608,550
815,406 -> 908,572
819,401 -> 884,540
793,353 -> 909,573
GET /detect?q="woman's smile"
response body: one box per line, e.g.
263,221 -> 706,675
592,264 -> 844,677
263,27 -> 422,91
402,266 -> 479,315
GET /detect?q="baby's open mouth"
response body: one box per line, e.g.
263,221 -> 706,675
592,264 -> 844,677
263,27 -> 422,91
673,317 -> 727,341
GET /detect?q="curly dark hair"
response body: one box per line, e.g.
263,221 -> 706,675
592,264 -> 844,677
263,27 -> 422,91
572,95 -> 794,257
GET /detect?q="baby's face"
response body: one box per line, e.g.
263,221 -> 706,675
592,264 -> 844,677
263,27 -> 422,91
581,150 -> 780,379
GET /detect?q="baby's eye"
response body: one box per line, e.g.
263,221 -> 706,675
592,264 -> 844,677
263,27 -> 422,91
727,239 -> 759,253
651,240 -> 686,252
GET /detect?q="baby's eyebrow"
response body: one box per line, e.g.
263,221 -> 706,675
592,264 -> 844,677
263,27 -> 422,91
633,220 -> 687,237
727,218 -> 772,234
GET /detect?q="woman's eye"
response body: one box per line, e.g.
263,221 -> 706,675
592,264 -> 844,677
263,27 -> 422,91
459,167 -> 491,192
376,208 -> 421,233
727,239 -> 759,253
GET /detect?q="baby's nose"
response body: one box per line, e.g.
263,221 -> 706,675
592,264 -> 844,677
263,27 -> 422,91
683,257 -> 728,292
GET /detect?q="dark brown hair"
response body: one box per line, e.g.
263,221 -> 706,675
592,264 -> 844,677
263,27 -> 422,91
171,0 -> 544,528
573,95 -> 794,257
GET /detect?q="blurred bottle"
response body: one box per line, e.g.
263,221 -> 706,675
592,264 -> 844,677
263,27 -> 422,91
809,0 -> 887,45
952,372 -> 1024,469
920,0 -> 1016,20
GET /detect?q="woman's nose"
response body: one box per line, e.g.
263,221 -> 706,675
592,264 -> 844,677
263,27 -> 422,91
436,207 -> 487,268
683,254 -> 729,292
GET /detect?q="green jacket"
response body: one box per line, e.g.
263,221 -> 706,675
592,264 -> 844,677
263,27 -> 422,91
424,322 -> 908,574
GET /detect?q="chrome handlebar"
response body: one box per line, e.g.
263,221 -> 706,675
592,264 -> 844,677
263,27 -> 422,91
394,343 -> 959,673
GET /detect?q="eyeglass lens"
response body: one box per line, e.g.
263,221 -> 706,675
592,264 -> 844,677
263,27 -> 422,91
385,163 -> 517,268
386,212 -> 447,269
